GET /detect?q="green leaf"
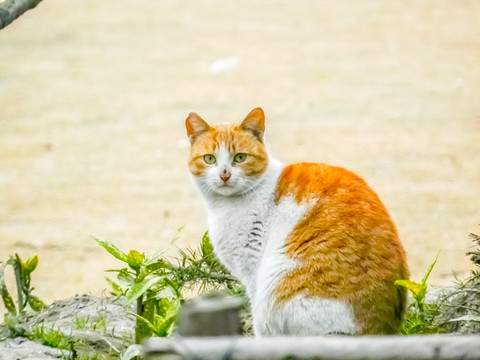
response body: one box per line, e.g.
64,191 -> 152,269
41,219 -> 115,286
134,298 -> 178,338
146,259 -> 171,272
152,313 -> 176,337
127,250 -> 145,271
0,261 -> 12,311
156,297 -> 179,318
395,279 -> 423,297
6,257 -> 16,267
201,231 -> 214,257
23,256 -> 39,274
1,281 -> 16,313
126,276 -> 165,303
117,268 -> 135,286
134,313 -> 157,333
396,256 -> 438,306
94,237 -> 128,263
105,277 -> 125,296
163,277 -> 181,298
28,295 -> 46,312
150,284 -> 178,302
421,255 -> 438,286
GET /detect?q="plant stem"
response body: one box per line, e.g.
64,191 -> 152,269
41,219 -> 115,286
13,258 -> 24,315
135,296 -> 143,344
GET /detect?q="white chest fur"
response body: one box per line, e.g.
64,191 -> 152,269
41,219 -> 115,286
202,159 -> 284,297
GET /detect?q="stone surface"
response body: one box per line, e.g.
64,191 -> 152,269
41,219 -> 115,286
0,294 -> 135,359
177,293 -> 243,337
0,337 -> 69,360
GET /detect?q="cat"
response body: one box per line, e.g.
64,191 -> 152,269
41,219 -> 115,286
185,107 -> 409,336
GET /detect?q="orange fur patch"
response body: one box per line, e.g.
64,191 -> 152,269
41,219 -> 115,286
274,163 -> 409,334
188,124 -> 269,178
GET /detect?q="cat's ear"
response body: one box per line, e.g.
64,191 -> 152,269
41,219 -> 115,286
241,107 -> 265,142
186,112 -> 210,144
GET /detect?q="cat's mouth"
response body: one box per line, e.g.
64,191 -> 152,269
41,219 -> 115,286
214,182 -> 240,196
218,183 -> 233,191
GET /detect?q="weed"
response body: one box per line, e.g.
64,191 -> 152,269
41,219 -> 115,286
92,316 -> 107,333
96,231 -> 245,343
96,236 -> 181,343
396,256 -> 441,334
29,324 -> 71,349
74,315 -> 90,330
0,254 -> 45,316
436,231 -> 480,333
0,253 -> 46,339
396,230 -> 480,335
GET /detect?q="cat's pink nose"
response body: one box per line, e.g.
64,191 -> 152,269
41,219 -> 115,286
220,170 -> 231,183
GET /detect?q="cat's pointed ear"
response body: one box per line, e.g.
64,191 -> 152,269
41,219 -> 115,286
186,112 -> 210,144
241,107 -> 265,142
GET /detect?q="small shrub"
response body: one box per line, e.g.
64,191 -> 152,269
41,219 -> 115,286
96,231 -> 245,344
436,232 -> 480,334
397,230 -> 480,335
0,253 -> 46,339
396,256 -> 441,334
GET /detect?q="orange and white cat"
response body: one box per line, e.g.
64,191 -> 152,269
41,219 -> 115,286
185,107 -> 409,336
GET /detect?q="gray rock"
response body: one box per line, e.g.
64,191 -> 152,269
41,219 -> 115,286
0,337 -> 70,360
1,294 -> 135,359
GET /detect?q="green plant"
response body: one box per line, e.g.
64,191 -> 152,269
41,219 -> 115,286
437,231 -> 480,333
395,256 -> 441,334
396,230 -> 480,335
0,253 -> 46,339
96,231 -> 244,344
0,254 -> 45,316
29,324 -> 72,349
396,256 -> 437,313
92,316 -> 107,333
95,236 -> 180,343
172,232 -> 244,297
74,315 -> 90,330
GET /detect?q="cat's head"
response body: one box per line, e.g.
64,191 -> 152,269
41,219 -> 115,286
185,107 -> 269,197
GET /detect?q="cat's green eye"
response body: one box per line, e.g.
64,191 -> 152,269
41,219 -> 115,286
233,153 -> 247,163
203,154 -> 216,164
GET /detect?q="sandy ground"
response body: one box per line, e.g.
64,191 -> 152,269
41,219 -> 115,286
1,0 -> 479,309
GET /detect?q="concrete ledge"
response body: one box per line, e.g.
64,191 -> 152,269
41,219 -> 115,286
144,335 -> 480,360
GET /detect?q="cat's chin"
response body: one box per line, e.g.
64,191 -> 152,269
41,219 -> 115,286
212,184 -> 243,197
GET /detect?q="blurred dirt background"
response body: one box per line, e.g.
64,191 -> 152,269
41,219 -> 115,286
1,0 -> 479,307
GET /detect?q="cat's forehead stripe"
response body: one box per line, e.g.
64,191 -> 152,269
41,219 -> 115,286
210,125 -> 236,148
204,124 -> 260,154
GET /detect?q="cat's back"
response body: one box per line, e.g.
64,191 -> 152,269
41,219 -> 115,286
274,162 -> 392,229
274,162 -> 398,237
275,162 -> 370,202
270,162 -> 408,334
